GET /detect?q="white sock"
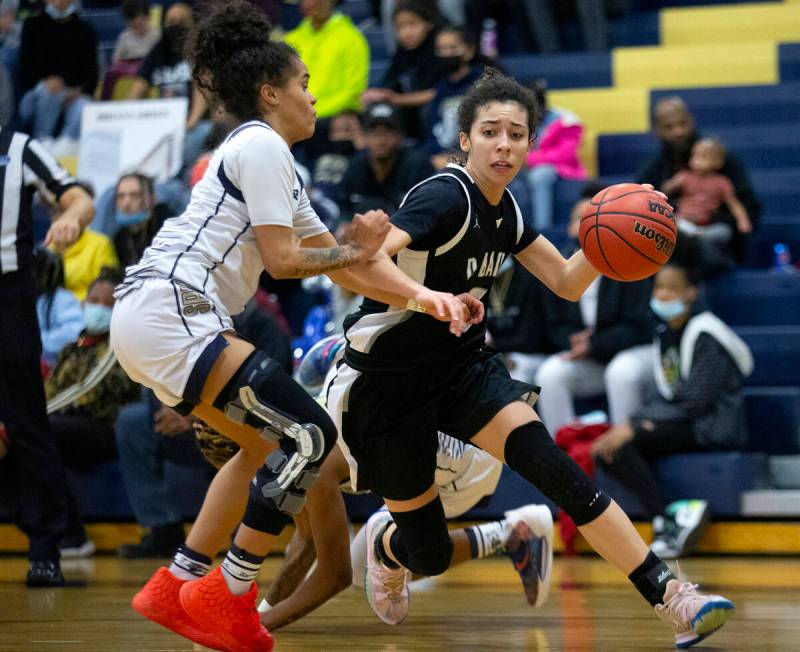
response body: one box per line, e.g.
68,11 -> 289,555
169,545 -> 212,581
221,545 -> 265,596
464,519 -> 508,559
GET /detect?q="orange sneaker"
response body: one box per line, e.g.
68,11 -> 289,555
132,567 -> 226,650
180,566 -> 275,652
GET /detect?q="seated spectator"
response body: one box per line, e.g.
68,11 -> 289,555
426,25 -> 488,168
535,187 -> 654,435
17,0 -> 98,148
524,79 -> 587,229
112,172 -> 169,268
362,0 -> 441,141
284,0 -> 369,120
338,101 -> 434,217
662,137 -> 752,271
486,256 -> 556,385
0,60 -> 13,127
591,259 -> 753,559
45,268 -> 141,557
34,247 -> 82,365
128,2 -> 211,168
637,96 -> 761,265
116,297 -> 291,557
101,0 -> 160,100
311,109 -> 365,200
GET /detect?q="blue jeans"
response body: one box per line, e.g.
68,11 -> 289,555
18,81 -> 88,140
115,399 -> 183,529
526,163 -> 559,230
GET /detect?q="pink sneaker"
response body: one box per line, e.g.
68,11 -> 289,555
655,579 -> 734,648
363,511 -> 410,625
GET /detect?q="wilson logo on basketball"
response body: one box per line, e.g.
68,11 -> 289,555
633,221 -> 675,256
648,200 -> 674,221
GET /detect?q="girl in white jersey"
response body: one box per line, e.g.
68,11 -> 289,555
110,3 -> 480,650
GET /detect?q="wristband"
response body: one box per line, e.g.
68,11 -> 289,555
406,299 -> 427,313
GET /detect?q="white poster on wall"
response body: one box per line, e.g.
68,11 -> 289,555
77,98 -> 188,199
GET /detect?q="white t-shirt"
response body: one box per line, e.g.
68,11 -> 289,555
120,121 -> 328,317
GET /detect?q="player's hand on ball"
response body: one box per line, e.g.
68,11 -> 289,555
640,183 -> 670,203
350,210 -> 391,260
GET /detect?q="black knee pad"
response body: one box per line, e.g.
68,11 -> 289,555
214,349 -> 338,460
241,492 -> 292,535
504,420 -> 611,526
389,499 -> 453,577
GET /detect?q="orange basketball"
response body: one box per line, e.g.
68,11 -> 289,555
578,183 -> 677,281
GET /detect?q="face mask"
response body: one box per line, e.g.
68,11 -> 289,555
83,303 -> 113,335
436,55 -> 463,75
327,140 -> 356,157
45,3 -> 76,20
116,209 -> 150,227
650,297 -> 686,321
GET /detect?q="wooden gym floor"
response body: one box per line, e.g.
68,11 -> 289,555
1,555 -> 798,651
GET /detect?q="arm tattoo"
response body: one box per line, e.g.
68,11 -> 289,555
266,543 -> 317,605
290,244 -> 362,277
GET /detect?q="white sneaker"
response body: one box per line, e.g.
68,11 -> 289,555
503,504 -> 554,607
364,510 -> 410,625
655,579 -> 734,648
669,500 -> 711,558
59,538 -> 96,559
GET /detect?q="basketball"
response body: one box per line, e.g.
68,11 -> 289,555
579,183 -> 677,281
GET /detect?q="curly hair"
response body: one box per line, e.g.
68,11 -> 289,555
457,68 -> 542,141
187,0 -> 299,121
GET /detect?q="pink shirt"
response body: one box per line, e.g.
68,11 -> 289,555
674,171 -> 734,225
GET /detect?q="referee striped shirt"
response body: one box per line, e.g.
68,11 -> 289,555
0,128 -> 78,275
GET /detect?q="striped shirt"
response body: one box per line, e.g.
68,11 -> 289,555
0,128 -> 78,275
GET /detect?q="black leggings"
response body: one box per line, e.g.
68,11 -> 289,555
598,420 -> 702,518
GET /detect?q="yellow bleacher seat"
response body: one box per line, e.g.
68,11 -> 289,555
613,42 -> 778,89
661,2 -> 800,47
549,87 -> 650,134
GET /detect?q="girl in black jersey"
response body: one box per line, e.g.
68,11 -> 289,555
328,70 -> 733,647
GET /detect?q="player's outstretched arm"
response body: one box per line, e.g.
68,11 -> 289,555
260,450 -> 352,631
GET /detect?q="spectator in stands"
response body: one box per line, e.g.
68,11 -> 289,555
525,79 -> 587,230
362,0 -> 441,140
113,0 -> 158,64
662,137 -> 752,270
116,296 -> 291,558
284,0 -> 369,120
310,109 -> 365,200
338,101 -> 434,217
379,0 -> 465,54
112,172 -> 168,268
638,96 -> 761,264
102,0 -> 159,100
535,184 -> 654,435
522,0 -> 608,53
45,268 -> 141,558
17,0 -> 98,148
426,24 -> 488,168
486,256 -> 555,385
592,258 -> 753,559
34,246 -> 83,365
128,2 -> 211,167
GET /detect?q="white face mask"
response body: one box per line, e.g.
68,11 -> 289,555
45,3 -> 77,20
650,297 -> 686,321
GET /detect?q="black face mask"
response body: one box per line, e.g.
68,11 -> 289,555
326,140 -> 356,157
162,24 -> 188,57
436,55 -> 464,75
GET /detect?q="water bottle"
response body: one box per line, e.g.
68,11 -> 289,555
772,243 -> 795,273
480,18 -> 498,60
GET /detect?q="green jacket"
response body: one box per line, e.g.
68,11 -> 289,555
284,12 -> 369,118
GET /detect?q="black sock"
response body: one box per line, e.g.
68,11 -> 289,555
628,551 -> 675,606
374,521 -> 400,569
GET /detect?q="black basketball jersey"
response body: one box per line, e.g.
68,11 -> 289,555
344,164 -> 539,370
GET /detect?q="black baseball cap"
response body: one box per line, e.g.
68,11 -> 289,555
363,102 -> 402,131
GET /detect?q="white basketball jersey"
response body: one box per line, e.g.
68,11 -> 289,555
119,121 -> 328,317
